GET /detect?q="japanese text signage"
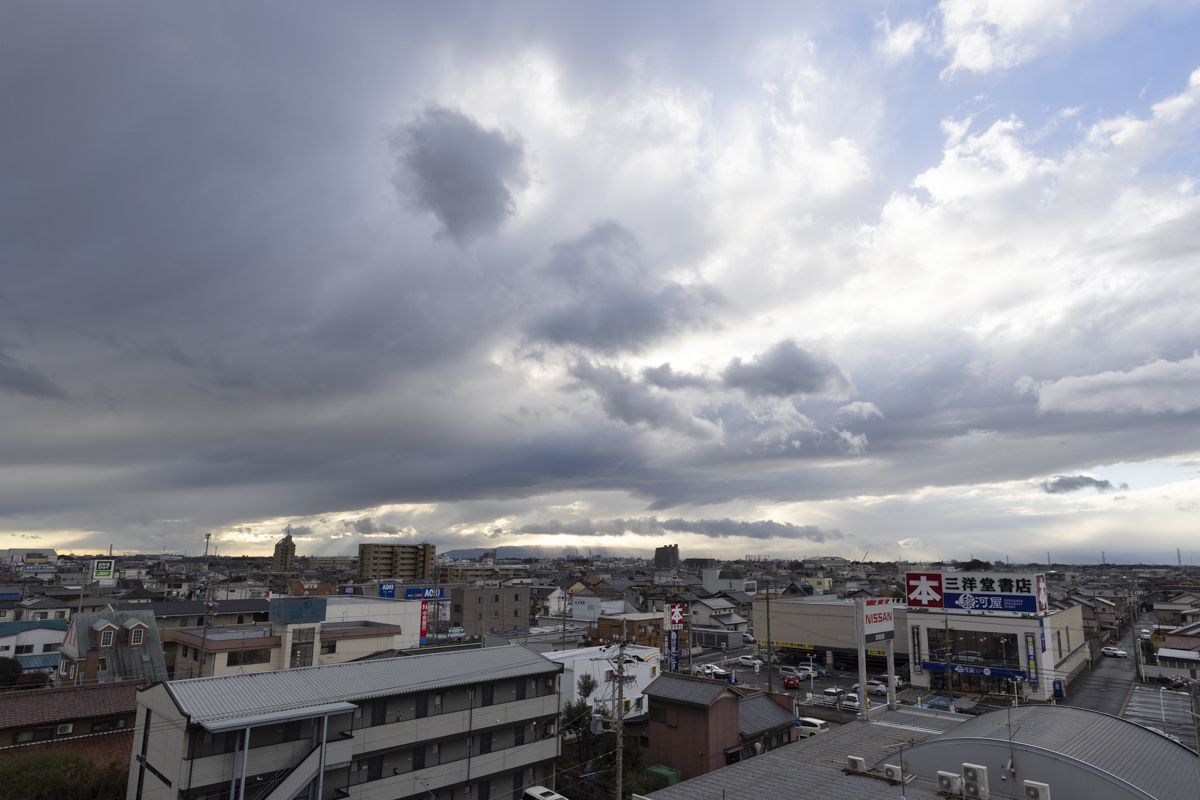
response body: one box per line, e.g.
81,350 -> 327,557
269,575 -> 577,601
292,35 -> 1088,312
669,630 -> 679,670
419,601 -> 429,645
911,625 -> 922,674
92,559 -> 114,579
905,572 -> 1048,614
862,599 -> 895,643
666,603 -> 684,631
1024,632 -> 1039,687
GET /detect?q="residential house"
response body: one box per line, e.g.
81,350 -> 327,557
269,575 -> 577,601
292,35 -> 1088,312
0,619 -> 69,659
13,596 -> 71,621
570,589 -> 634,622
545,645 -> 661,718
0,681 -> 146,766
115,599 -> 270,678
690,598 -> 748,632
644,672 -> 795,780
130,645 -> 563,800
530,585 -> 566,617
55,610 -> 168,686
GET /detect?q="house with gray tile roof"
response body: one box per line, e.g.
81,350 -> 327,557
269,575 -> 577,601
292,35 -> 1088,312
55,610 -> 167,686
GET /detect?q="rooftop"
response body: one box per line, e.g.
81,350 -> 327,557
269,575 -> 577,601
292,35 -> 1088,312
0,619 -> 70,637
644,672 -> 739,707
0,681 -> 148,729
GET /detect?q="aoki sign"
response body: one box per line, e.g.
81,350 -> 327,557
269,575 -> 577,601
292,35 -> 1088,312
905,572 -> 1048,614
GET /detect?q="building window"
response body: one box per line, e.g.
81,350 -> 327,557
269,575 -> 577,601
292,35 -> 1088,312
289,628 -> 315,668
34,612 -> 48,620
15,645 -> 33,655
130,628 -> 145,646
491,611 -> 499,619
42,643 -> 57,653
514,610 -> 521,618
514,593 -> 520,602
227,649 -> 272,667
98,657 -> 109,671
181,646 -> 189,658
651,666 -> 657,677
320,640 -> 337,655
54,611 -> 66,619
91,719 -> 128,733
492,595 -> 499,603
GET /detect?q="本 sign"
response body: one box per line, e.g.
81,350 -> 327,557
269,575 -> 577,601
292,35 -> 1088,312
905,572 -> 1048,614
667,604 -> 684,630
862,599 -> 895,643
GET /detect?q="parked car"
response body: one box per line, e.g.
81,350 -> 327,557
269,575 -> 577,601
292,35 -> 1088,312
736,655 -> 763,669
1101,646 -> 1129,658
783,674 -> 801,689
742,633 -> 755,644
780,665 -> 824,679
795,717 -> 829,737
692,663 -> 730,678
873,674 -> 907,688
852,680 -> 889,697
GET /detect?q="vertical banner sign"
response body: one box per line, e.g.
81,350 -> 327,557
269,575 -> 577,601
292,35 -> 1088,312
419,601 -> 429,645
666,604 -> 684,630
1025,632 -> 1039,687
669,630 -> 679,671
912,625 -> 922,674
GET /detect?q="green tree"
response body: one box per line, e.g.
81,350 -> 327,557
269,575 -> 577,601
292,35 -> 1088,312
0,658 -> 22,690
960,558 -> 990,572
576,673 -> 598,702
0,752 -> 128,800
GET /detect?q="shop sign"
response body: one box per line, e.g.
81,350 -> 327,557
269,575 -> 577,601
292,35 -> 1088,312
921,661 -> 1026,680
905,572 -> 1048,614
1024,632 -> 1039,687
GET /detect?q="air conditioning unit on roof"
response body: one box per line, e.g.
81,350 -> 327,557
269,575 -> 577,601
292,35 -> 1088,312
846,755 -> 866,772
882,763 -> 912,783
963,763 -> 990,799
57,723 -> 73,735
1024,780 -> 1051,800
938,771 -> 963,792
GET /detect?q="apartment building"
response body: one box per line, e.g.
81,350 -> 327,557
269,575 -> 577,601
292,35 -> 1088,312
272,534 -> 297,572
451,586 -> 532,639
357,543 -> 435,581
129,645 -> 563,800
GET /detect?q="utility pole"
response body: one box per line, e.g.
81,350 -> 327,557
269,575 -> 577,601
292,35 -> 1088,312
766,579 -> 774,693
615,619 -> 627,800
196,574 -> 217,679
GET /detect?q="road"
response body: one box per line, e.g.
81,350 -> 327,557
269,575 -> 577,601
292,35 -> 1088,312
1061,617 -> 1141,715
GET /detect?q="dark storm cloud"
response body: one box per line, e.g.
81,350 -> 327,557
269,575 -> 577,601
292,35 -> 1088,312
514,515 -> 840,541
0,342 -> 68,400
391,105 -> 529,243
526,222 -> 719,354
1038,475 -> 1128,494
568,359 -> 713,438
642,363 -> 713,390
721,340 -> 853,399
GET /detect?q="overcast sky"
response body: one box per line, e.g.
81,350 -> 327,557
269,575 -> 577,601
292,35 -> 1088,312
4,2 -> 1200,564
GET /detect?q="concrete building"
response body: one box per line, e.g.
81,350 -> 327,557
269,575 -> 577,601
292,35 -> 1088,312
654,544 -> 680,570
589,612 -> 665,650
115,599 -> 270,679
545,645 -> 661,718
357,542 -> 435,581
570,591 -> 630,622
128,645 -> 563,800
451,585 -> 533,639
272,534 -> 297,572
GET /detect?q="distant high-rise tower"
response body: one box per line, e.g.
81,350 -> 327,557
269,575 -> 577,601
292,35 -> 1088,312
654,543 -> 680,570
273,533 -> 296,571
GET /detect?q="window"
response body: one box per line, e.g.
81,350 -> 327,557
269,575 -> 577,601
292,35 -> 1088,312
181,646 -> 189,658
227,649 -> 272,667
514,723 -> 525,745
454,604 -> 462,613
491,611 -> 498,619
54,611 -> 66,619
477,596 -> 482,603
33,612 -> 48,620
480,731 -> 492,754
433,692 -> 444,715
514,593 -> 520,602
639,625 -> 647,636
97,657 -> 109,671
651,666 -> 657,677
91,718 -> 129,733
514,609 -> 520,617
42,643 -> 57,653
477,613 -> 482,620
289,628 -> 315,668
99,630 -> 114,648
14,729 -> 53,744
320,640 -> 337,655
14,645 -> 33,655
0,611 -> 6,618
236,615 -> 245,624
130,627 -> 144,646
0,646 -> 8,652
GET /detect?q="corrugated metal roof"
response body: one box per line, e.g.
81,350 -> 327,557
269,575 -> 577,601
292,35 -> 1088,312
0,620 -> 70,637
166,644 -> 561,724
737,693 -> 795,737
643,673 -> 734,707
935,705 -> 1198,799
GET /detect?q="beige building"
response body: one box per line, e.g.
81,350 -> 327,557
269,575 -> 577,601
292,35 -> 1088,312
272,533 -> 296,571
357,542 -> 435,581
437,563 -> 517,582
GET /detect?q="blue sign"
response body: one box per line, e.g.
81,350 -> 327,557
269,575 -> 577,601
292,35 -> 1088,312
343,586 -> 356,595
1052,679 -> 1065,699
1024,632 -> 1039,687
404,587 -> 445,600
669,630 -> 678,671
922,662 -> 1026,680
943,592 -> 1040,613
380,583 -> 396,599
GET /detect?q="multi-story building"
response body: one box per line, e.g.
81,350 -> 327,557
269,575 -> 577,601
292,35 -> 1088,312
654,544 -> 680,570
437,564 -> 517,582
55,610 -> 168,686
451,586 -> 533,639
0,619 -> 69,659
272,534 -> 296,572
129,645 -> 563,800
358,543 -> 435,581
588,612 -> 665,649
545,645 -> 661,717
308,556 -> 357,572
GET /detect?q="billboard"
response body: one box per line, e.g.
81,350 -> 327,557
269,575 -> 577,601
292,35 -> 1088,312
380,583 -> 396,599
862,599 -> 895,643
905,572 -> 1048,614
405,587 -> 445,600
269,597 -> 328,624
911,625 -> 922,673
922,662 -> 1026,680
666,604 -> 684,631
448,626 -> 465,638
93,559 -> 114,579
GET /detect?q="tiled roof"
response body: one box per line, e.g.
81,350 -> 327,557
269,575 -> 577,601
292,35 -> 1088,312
737,693 -> 795,737
62,611 -> 167,684
643,672 -> 734,707
0,681 -> 147,729
0,728 -> 136,767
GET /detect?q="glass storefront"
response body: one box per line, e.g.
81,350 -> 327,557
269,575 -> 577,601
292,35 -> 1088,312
926,628 -> 1023,695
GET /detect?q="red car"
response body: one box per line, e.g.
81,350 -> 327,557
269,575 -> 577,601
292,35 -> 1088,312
783,674 -> 801,689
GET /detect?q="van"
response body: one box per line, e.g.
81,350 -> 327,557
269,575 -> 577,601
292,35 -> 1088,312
523,788 -> 569,800
796,717 -> 830,737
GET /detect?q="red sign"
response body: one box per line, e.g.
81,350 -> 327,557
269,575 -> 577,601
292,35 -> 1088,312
667,604 -> 684,630
905,572 -> 944,608
419,600 -> 429,644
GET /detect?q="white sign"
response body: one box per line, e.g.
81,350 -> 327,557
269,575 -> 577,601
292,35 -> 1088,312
666,603 -> 685,630
863,599 -> 895,643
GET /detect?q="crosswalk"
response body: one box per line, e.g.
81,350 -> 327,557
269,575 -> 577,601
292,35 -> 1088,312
1122,686 -> 1197,750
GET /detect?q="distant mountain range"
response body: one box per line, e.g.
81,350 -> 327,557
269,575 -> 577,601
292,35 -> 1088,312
442,545 -> 655,560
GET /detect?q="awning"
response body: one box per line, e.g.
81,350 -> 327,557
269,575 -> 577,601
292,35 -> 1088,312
199,702 -> 358,733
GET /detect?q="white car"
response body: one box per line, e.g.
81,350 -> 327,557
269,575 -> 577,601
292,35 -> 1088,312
692,663 -> 729,678
780,665 -> 816,678
736,655 -> 763,669
796,717 -> 829,737
852,680 -> 889,697
1101,646 -> 1129,658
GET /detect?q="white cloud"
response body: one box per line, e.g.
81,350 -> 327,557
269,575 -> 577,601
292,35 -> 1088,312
938,0 -> 1088,76
875,16 -> 930,63
1033,352 -> 1200,414
836,401 -> 884,419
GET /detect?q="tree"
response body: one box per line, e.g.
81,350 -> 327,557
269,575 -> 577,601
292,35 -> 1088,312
0,752 -> 128,800
576,673 -> 598,702
959,558 -> 990,572
0,658 -> 22,690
